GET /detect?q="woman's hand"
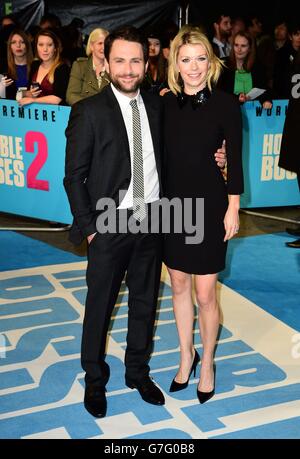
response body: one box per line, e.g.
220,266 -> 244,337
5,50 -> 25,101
263,101 -> 272,109
215,139 -> 227,168
224,195 -> 240,241
1,76 -> 14,87
159,87 -> 170,96
18,97 -> 35,106
238,93 -> 249,103
29,86 -> 42,98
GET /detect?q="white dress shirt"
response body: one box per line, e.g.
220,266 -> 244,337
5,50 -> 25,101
213,37 -> 232,58
111,83 -> 160,209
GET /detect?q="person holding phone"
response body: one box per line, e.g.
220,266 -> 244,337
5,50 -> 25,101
1,28 -> 33,100
19,28 -> 70,106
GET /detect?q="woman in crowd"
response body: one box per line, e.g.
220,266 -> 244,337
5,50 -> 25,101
219,31 -> 272,108
66,28 -> 110,105
1,28 -> 33,100
163,27 -> 244,403
18,28 -> 70,106
142,31 -> 167,94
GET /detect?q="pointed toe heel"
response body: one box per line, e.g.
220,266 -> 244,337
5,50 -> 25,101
169,349 -> 200,393
197,388 -> 215,404
197,365 -> 215,404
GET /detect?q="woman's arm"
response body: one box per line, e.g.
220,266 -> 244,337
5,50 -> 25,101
19,63 -> 70,106
224,195 -> 240,241
252,62 -> 273,108
52,63 -> 70,104
18,94 -> 62,105
221,94 -> 244,241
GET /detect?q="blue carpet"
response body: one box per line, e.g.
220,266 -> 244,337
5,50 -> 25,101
219,232 -> 300,331
0,231 -> 84,271
0,231 -> 299,439
1,230 -> 298,331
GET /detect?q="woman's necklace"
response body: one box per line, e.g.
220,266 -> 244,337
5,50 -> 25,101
93,60 -> 106,87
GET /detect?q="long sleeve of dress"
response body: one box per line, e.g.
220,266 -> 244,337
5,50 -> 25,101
221,94 -> 244,195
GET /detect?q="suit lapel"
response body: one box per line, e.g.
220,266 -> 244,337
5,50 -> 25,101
141,90 -> 162,179
105,85 -> 131,159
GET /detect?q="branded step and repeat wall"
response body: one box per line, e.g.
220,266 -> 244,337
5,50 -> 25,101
0,99 -> 299,224
0,101 -> 73,223
240,100 -> 298,208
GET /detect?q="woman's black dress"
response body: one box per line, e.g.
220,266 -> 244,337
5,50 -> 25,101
163,88 -> 244,274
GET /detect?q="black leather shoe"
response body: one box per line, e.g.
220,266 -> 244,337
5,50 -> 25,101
169,349 -> 200,392
126,377 -> 165,405
84,386 -> 107,418
286,227 -> 300,237
286,238 -> 300,248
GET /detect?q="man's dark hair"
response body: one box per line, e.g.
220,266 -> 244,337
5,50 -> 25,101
288,21 -> 300,36
39,13 -> 61,29
213,13 -> 232,25
1,14 -> 20,29
104,25 -> 149,62
244,14 -> 263,30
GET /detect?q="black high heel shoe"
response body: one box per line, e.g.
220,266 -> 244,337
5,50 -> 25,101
197,365 -> 215,404
169,349 -> 200,392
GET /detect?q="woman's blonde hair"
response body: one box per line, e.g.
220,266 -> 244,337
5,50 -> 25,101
86,28 -> 109,56
168,26 -> 223,94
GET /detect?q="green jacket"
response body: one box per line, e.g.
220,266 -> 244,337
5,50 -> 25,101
66,56 -> 110,106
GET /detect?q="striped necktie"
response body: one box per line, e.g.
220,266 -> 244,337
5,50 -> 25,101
130,98 -> 146,222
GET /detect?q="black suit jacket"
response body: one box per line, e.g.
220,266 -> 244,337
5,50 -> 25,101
64,84 -> 164,244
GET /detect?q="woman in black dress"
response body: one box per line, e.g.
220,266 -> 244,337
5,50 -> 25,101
163,27 -> 244,403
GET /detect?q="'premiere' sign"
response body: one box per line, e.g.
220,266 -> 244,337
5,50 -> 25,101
0,99 -> 298,224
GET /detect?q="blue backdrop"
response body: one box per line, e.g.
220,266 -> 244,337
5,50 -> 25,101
0,99 -> 298,224
240,99 -> 299,208
0,100 -> 72,223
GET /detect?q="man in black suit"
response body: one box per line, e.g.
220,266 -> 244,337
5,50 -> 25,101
64,25 -> 227,418
64,26 -> 165,418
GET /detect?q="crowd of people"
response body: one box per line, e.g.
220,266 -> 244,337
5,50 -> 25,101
0,12 -> 300,107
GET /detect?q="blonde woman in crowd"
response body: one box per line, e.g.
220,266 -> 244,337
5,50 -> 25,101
19,28 -> 70,106
66,28 -> 110,105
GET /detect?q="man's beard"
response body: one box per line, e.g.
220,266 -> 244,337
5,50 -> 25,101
110,73 -> 145,94
221,30 -> 231,39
